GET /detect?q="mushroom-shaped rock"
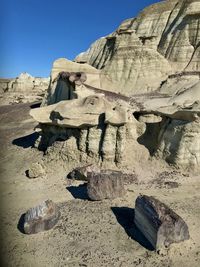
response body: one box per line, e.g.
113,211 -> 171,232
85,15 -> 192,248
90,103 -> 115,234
23,200 -> 60,234
134,195 -> 190,250
87,170 -> 126,201
30,95 -> 130,128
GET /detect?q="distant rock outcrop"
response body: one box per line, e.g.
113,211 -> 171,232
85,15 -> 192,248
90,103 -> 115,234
0,72 -> 50,105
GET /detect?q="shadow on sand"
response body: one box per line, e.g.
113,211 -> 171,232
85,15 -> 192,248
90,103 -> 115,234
17,213 -> 26,234
12,132 -> 39,148
111,207 -> 154,251
66,184 -> 89,200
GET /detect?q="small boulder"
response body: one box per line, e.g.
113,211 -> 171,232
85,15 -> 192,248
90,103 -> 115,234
67,164 -> 100,181
87,170 -> 126,201
26,162 -> 46,179
23,200 -> 60,234
134,195 -> 190,250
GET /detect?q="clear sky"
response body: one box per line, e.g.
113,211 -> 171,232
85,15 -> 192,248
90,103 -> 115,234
0,0 -> 160,78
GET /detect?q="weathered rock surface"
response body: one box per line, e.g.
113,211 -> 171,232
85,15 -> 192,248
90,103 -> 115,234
156,118 -> 200,169
87,170 -> 126,200
0,72 -> 50,105
27,1 -> 200,171
26,162 -> 46,179
23,200 -> 60,234
134,195 -> 190,250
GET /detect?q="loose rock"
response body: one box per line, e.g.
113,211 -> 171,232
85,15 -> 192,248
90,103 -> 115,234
26,162 -> 46,178
134,195 -> 190,250
23,200 -> 60,234
67,164 -> 100,181
87,170 -> 126,201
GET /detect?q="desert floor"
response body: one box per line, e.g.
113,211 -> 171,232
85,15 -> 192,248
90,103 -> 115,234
0,103 -> 200,267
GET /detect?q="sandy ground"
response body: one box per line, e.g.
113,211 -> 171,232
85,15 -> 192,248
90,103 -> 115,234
0,103 -> 200,267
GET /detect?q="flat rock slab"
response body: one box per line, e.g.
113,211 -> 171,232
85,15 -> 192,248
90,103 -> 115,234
23,200 -> 60,234
87,170 -> 126,201
134,195 -> 190,250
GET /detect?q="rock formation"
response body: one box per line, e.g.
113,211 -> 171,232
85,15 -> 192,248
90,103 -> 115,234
27,0 -> 200,172
75,0 -> 200,95
0,72 -> 50,105
30,92 -> 149,169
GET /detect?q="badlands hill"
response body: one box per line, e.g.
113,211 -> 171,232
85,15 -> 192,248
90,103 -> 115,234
75,0 -> 200,95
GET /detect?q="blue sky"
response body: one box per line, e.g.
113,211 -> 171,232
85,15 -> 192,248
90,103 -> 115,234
0,0 -> 160,78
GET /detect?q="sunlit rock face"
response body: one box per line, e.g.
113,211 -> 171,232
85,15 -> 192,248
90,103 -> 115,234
75,0 -> 200,95
156,119 -> 200,170
158,0 -> 200,72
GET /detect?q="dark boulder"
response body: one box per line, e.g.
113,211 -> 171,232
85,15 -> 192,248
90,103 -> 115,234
23,200 -> 60,234
87,170 -> 126,201
134,195 -> 190,250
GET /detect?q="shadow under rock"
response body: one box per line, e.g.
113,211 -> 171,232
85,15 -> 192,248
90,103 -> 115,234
17,213 -> 26,234
30,102 -> 41,109
66,184 -> 89,200
111,207 -> 154,251
12,132 -> 39,148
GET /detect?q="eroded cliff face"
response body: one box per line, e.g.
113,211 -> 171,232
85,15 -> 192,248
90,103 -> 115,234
75,0 -> 200,95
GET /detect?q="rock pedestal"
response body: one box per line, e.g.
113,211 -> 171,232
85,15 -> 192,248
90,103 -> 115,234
134,195 -> 190,250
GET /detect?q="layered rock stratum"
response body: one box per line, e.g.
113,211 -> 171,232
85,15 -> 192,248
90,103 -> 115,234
75,0 -> 200,95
